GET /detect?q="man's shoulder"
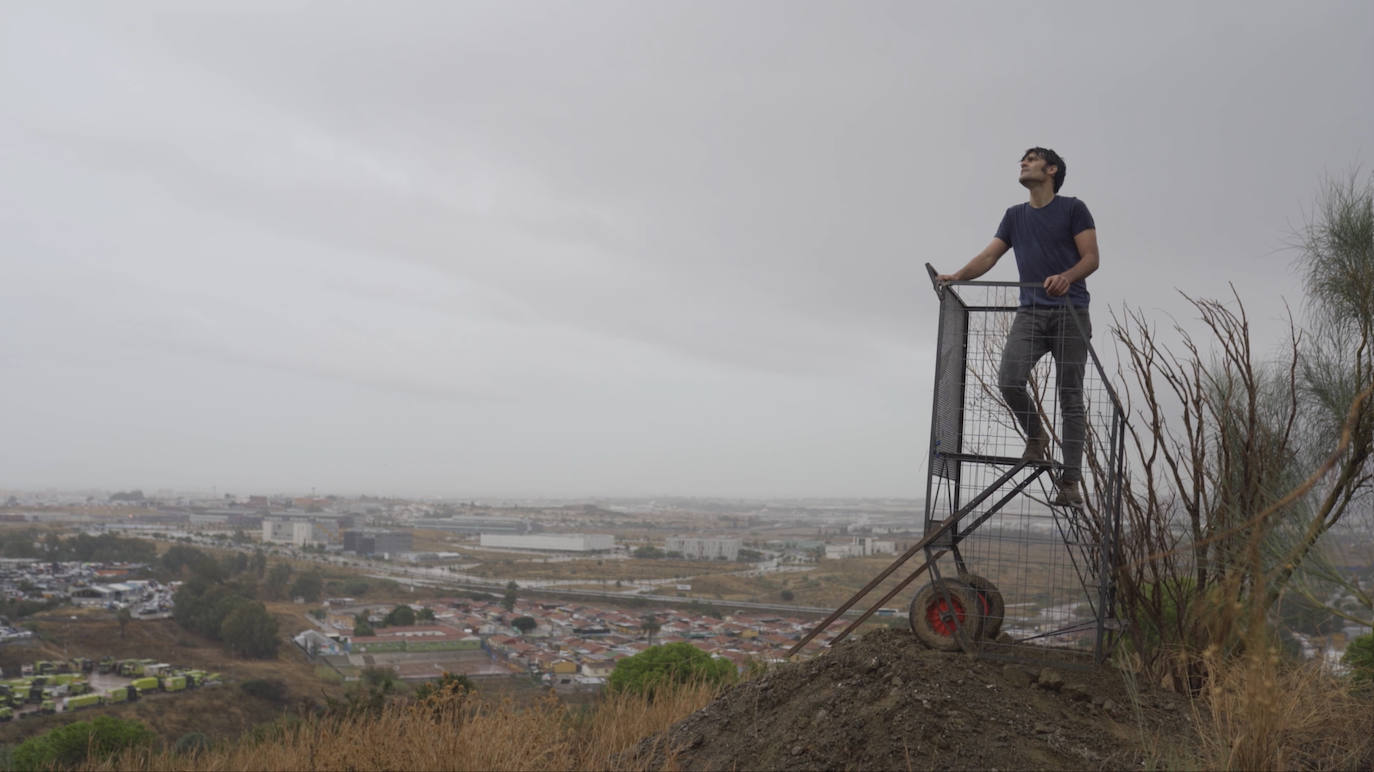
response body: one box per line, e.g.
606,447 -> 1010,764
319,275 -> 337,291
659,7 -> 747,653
1058,195 -> 1091,212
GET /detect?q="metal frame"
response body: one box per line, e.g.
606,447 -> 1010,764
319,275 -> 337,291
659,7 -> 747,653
790,265 -> 1127,663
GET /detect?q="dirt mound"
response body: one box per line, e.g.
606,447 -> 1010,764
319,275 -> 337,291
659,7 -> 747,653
629,628 -> 1194,770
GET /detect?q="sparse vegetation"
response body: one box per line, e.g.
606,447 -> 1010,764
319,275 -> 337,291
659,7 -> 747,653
97,678 -> 720,771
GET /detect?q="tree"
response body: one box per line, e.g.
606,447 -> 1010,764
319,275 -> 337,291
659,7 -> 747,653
220,602 -> 280,658
353,614 -> 375,637
640,614 -> 661,644
780,589 -> 795,602
502,581 -> 518,612
511,616 -> 536,635
159,545 -> 223,582
173,579 -> 252,639
263,563 -> 293,600
1108,170 -> 1374,689
221,551 -> 249,576
416,606 -> 436,622
608,642 -> 735,698
384,604 -> 416,627
116,607 -> 132,638
289,570 -> 324,602
633,545 -> 664,559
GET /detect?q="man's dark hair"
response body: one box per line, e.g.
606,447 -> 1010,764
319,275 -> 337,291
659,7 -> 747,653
1022,147 -> 1066,193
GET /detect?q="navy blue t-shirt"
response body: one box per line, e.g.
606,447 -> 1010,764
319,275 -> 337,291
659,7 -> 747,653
994,195 -> 1095,307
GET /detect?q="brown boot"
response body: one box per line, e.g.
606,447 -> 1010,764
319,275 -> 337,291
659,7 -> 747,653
1021,431 -> 1051,463
1051,480 -> 1084,507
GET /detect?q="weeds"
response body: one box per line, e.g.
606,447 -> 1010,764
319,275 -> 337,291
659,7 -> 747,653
90,678 -> 719,771
1192,650 -> 1374,770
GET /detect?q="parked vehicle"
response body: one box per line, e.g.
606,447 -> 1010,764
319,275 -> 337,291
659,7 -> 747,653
64,694 -> 101,710
130,677 -> 159,695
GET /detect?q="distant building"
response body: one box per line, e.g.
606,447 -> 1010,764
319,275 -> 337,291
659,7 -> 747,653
293,629 -> 345,656
262,514 -> 355,546
824,537 -> 896,559
666,537 -> 741,561
413,517 -> 535,535
479,534 -> 614,552
343,529 -> 413,556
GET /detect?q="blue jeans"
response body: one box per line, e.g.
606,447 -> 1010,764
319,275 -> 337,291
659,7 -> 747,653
998,307 -> 1092,482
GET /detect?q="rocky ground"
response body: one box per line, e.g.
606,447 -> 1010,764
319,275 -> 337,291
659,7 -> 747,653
627,627 -> 1195,771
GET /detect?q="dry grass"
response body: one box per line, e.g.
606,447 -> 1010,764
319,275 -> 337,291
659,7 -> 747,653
93,681 -> 719,771
1190,650 -> 1374,770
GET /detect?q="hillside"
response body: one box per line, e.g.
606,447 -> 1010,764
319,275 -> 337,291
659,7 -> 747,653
626,627 -> 1194,770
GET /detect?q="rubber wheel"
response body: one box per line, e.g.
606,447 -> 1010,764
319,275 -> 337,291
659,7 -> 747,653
909,579 -> 984,652
960,574 -> 1005,640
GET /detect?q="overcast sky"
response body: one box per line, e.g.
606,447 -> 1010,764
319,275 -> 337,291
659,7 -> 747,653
2,1 -> 1370,499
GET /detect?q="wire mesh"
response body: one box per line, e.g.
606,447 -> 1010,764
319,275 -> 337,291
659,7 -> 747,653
921,277 -> 1125,662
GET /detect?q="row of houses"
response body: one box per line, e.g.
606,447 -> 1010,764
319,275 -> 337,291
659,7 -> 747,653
305,596 -> 823,687
482,601 -> 821,686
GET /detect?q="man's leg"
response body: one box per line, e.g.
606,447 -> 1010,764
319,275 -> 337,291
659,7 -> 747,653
1052,307 -> 1092,487
998,310 -> 1052,457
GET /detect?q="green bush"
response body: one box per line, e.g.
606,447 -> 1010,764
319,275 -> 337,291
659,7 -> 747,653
174,731 -> 210,757
413,671 -> 474,701
1344,632 -> 1374,685
240,678 -> 288,703
608,642 -> 736,698
12,715 -> 155,770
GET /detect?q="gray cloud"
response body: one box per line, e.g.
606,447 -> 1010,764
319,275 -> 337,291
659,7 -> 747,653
1,1 -> 1369,496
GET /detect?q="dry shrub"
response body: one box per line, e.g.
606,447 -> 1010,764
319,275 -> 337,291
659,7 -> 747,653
88,679 -> 718,772
1193,649 -> 1374,770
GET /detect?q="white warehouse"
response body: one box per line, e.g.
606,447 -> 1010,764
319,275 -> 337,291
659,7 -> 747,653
479,533 -> 615,552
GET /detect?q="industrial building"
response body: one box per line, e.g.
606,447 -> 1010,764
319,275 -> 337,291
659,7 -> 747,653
412,517 -> 535,535
479,533 -> 614,552
343,529 -> 414,556
665,537 -> 742,561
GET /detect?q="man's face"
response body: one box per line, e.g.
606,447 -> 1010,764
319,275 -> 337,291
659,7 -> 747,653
1018,152 -> 1055,188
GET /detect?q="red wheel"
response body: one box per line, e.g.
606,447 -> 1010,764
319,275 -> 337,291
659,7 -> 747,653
909,579 -> 984,652
960,574 -> 1005,639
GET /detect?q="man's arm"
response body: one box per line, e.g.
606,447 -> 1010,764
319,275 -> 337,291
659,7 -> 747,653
1043,229 -> 1099,297
936,238 -> 1009,283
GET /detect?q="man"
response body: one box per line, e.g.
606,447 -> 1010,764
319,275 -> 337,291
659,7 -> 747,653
936,147 -> 1099,507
